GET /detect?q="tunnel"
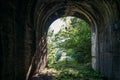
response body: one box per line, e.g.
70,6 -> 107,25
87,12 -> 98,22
0,0 -> 120,80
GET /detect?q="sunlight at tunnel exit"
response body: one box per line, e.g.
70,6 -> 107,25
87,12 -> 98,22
49,17 -> 72,34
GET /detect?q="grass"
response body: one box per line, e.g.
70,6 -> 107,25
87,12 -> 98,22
40,60 -> 104,80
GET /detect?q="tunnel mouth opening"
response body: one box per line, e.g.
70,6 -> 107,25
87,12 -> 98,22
33,1 -> 101,79
36,16 -> 103,79
47,16 -> 91,65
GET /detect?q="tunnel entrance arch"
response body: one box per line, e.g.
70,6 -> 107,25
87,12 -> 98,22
34,1 -> 99,74
47,16 -> 92,67
25,0 -> 120,80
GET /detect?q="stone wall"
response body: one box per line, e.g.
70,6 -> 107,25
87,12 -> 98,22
0,0 -> 36,79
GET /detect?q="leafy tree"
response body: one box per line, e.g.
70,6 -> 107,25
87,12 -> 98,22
47,30 -> 57,64
46,17 -> 103,80
54,17 -> 91,63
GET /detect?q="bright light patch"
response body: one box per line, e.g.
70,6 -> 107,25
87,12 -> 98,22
49,18 -> 65,34
49,17 -> 72,34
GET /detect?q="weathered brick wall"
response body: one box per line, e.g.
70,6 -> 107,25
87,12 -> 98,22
0,0 -> 17,79
100,24 -> 114,79
111,21 -> 120,80
99,20 -> 120,80
0,0 -> 36,80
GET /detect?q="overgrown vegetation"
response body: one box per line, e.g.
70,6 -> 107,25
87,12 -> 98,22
46,17 -> 103,80
49,61 -> 103,80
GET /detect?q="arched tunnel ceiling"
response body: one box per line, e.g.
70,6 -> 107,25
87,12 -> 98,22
32,0 -> 119,33
0,0 -> 120,80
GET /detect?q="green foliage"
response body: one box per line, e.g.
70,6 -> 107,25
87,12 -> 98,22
46,17 -> 103,80
46,61 -> 103,80
47,29 -> 57,64
54,17 -> 91,63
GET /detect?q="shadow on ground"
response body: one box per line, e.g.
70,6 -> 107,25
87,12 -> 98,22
30,74 -> 53,80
